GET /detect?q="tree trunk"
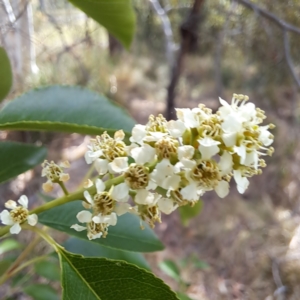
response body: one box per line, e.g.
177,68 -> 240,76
165,0 -> 205,120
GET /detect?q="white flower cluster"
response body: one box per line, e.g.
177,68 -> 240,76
72,94 -> 275,239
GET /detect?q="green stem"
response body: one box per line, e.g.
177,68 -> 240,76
6,234 -> 40,274
23,225 -> 59,251
0,234 -> 41,286
0,254 -> 50,286
58,182 -> 69,195
0,174 -> 125,238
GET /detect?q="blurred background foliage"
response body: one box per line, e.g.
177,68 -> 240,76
2,0 -> 300,299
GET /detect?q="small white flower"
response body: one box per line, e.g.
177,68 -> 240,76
0,195 -> 38,235
71,210 -> 117,240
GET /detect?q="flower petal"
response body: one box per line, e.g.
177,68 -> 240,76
10,223 -> 22,234
111,183 -> 129,202
115,203 -> 131,216
76,210 -> 92,223
18,195 -> 29,208
94,158 -> 109,175
0,210 -> 14,225
84,191 -> 94,205
233,170 -> 249,194
95,179 -> 105,194
108,157 -> 128,173
27,214 -> 38,226
71,224 -> 87,232
215,180 -> 229,198
158,198 -> 177,214
88,232 -> 102,240
4,200 -> 17,209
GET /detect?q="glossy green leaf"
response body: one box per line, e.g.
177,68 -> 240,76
68,0 -> 136,49
34,260 -> 60,281
0,86 -> 135,137
38,201 -> 164,252
0,47 -> 12,102
64,237 -> 150,270
159,259 -> 181,282
58,247 -> 179,300
179,200 -> 203,226
0,141 -> 47,183
0,239 -> 22,255
24,284 -> 59,300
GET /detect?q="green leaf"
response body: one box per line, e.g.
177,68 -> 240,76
177,292 -> 193,300
0,239 -> 22,255
0,86 -> 135,137
64,237 -> 150,270
179,200 -> 203,226
34,260 -> 60,281
68,0 -> 136,49
0,141 -> 47,183
159,260 -> 181,282
0,47 -> 12,102
0,260 -> 12,276
24,284 -> 59,300
38,201 -> 164,252
58,247 -> 179,300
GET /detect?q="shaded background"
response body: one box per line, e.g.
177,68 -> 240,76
1,0 -> 300,299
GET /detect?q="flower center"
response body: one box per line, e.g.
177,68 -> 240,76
10,207 -> 29,223
124,164 -> 149,189
93,192 -> 115,215
42,161 -> 63,182
155,138 -> 178,160
87,221 -> 108,238
139,205 -> 161,229
146,114 -> 168,133
192,160 -> 221,188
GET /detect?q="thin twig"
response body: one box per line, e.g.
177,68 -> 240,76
235,0 -> 300,35
149,0 -> 175,67
235,0 -> 300,89
283,30 -> 300,88
271,258 -> 287,300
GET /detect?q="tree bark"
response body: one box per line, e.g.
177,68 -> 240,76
165,0 -> 205,120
